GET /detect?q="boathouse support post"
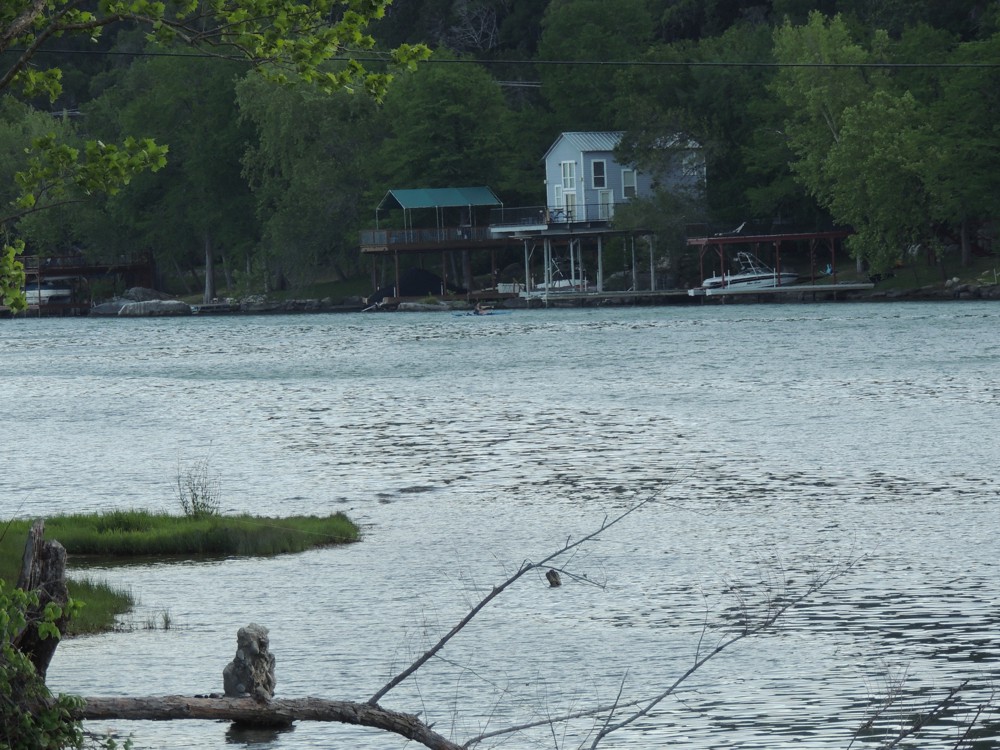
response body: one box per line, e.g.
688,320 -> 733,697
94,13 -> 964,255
543,238 -> 552,306
597,236 -> 604,292
630,237 -> 636,292
569,239 -> 577,289
773,240 -> 784,285
522,240 -> 530,295
462,249 -> 472,297
393,251 -> 401,301
648,235 -> 655,291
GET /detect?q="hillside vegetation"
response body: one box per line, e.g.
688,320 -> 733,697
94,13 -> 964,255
1,1 -> 997,293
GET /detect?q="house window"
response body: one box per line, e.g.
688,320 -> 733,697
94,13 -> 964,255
592,160 -> 606,189
622,169 -> 637,199
561,161 -> 576,190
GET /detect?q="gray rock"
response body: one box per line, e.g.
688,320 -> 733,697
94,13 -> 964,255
397,300 -> 451,312
122,287 -> 174,302
223,623 -> 276,702
89,301 -> 127,316
118,300 -> 192,316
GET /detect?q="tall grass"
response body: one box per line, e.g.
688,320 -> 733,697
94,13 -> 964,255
64,577 -> 135,635
33,510 -> 359,557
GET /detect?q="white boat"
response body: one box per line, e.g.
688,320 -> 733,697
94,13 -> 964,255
533,277 -> 587,292
24,279 -> 75,305
697,252 -> 798,291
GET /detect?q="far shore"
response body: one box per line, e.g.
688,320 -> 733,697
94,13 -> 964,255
7,277 -> 1000,319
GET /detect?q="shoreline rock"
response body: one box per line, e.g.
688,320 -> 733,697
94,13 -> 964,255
118,299 -> 193,316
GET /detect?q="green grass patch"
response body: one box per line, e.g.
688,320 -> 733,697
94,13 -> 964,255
1,511 -> 359,634
64,577 -> 135,636
30,510 -> 359,557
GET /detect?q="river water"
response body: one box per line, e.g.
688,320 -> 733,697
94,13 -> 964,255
3,302 -> 999,749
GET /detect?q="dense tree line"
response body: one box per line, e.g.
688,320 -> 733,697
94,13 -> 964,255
2,0 -> 998,300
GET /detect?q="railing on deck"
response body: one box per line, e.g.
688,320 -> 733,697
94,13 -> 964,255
490,202 -> 618,227
489,206 -> 548,227
359,226 -> 494,247
360,201 -> 622,248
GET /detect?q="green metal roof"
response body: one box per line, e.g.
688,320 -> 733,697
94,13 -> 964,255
378,187 -> 502,211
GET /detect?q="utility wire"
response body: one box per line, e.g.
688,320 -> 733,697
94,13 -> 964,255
6,46 -> 1000,69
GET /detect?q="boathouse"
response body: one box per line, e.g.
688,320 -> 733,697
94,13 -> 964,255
357,132 -> 705,306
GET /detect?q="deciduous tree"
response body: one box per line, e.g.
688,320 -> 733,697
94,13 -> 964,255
0,0 -> 428,309
237,75 -> 381,288
375,51 -> 516,189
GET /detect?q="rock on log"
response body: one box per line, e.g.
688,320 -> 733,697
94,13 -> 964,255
78,697 -> 462,750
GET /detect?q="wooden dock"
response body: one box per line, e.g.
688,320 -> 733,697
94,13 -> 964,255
688,282 -> 874,298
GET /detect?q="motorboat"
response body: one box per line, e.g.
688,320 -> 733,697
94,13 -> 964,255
24,279 -> 75,305
534,277 -> 588,292
698,252 -> 798,290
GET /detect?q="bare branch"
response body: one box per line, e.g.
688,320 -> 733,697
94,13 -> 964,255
368,487 -> 671,707
462,696 -> 644,748
585,558 -> 862,748
877,681 -> 968,750
848,662 -> 911,750
950,686 -> 994,750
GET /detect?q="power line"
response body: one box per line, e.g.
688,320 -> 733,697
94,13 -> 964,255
7,47 -> 1000,69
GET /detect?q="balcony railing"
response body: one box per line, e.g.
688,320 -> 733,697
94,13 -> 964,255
490,202 -> 617,227
360,202 -> 622,249
360,226 -> 494,247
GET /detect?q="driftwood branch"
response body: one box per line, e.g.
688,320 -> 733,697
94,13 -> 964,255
77,696 -> 462,750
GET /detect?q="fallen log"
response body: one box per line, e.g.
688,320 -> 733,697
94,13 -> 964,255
77,696 -> 462,750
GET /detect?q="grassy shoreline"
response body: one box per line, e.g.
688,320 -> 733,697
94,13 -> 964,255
1,511 -> 359,634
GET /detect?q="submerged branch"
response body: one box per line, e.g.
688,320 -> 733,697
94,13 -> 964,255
584,558 -> 863,748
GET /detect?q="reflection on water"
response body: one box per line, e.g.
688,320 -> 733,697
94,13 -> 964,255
3,303 -> 1000,748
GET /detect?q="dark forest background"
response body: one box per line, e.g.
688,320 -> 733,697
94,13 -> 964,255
2,0 -> 998,295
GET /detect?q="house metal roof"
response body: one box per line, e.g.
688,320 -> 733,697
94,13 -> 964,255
543,131 -> 623,160
378,187 -> 502,211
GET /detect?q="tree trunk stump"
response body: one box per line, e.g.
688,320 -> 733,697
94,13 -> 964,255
14,519 -> 70,681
